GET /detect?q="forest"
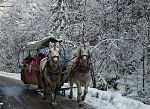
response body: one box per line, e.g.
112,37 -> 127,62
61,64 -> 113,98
0,0 -> 150,104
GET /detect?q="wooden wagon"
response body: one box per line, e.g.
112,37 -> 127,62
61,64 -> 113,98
18,37 -> 66,89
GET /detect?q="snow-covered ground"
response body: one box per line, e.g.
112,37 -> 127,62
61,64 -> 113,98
0,71 -> 20,80
0,71 -> 150,109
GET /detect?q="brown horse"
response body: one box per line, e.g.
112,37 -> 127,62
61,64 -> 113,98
39,42 -> 62,106
67,41 -> 91,107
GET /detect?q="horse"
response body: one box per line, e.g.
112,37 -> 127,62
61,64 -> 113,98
67,40 -> 91,107
39,42 -> 62,106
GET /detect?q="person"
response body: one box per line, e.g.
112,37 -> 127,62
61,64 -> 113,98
31,49 -> 47,65
22,53 -> 33,73
28,54 -> 33,73
31,54 -> 37,66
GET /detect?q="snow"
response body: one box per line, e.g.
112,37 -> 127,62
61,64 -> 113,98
27,41 -> 38,45
63,83 -> 150,109
0,71 -> 20,80
0,102 -> 3,108
0,95 -> 3,108
0,71 -> 150,109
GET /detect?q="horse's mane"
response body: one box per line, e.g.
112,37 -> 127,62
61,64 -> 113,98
76,46 -> 81,59
76,42 -> 90,59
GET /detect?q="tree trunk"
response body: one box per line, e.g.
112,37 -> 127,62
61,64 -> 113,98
142,45 -> 145,91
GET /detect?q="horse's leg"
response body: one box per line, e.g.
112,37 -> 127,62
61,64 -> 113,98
76,82 -> 83,107
42,76 -> 48,100
38,71 -> 42,89
68,79 -> 73,99
51,83 -> 58,106
38,72 -> 45,99
51,92 -> 55,104
82,82 -> 88,101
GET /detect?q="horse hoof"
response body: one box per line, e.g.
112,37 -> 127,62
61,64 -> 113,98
68,95 -> 72,99
38,86 -> 42,89
79,103 -> 83,107
82,97 -> 85,101
52,102 -> 57,107
47,92 -> 50,95
42,97 -> 46,100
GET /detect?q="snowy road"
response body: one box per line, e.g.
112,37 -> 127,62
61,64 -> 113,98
0,76 -> 94,109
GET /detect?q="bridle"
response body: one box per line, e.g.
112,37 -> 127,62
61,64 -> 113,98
76,45 -> 91,73
43,42 -> 61,74
48,55 -> 60,63
43,43 -> 62,87
78,45 -> 91,61
48,43 -> 60,63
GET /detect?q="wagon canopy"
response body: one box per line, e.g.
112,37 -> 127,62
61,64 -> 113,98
20,37 -> 62,51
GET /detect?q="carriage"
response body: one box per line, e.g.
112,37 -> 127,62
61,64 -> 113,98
18,37 -> 66,89
18,36 -> 92,106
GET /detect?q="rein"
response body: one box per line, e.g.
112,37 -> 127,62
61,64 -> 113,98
42,58 -> 62,83
66,55 -> 77,64
75,48 -> 91,73
42,52 -> 62,75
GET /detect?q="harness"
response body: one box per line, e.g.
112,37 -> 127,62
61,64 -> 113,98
75,52 -> 91,73
41,43 -> 63,83
43,59 -> 62,83
46,56 -> 62,73
60,43 -> 67,71
49,42 -> 67,72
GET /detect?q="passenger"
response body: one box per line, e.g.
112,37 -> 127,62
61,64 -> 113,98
31,54 -> 37,65
28,54 -> 32,72
22,54 -> 32,66
37,53 -> 47,64
43,53 -> 47,58
31,51 -> 47,65
37,53 -> 43,64
22,54 -> 33,73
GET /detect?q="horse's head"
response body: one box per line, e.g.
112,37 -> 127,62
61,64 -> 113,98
77,41 -> 91,63
49,42 -> 60,63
